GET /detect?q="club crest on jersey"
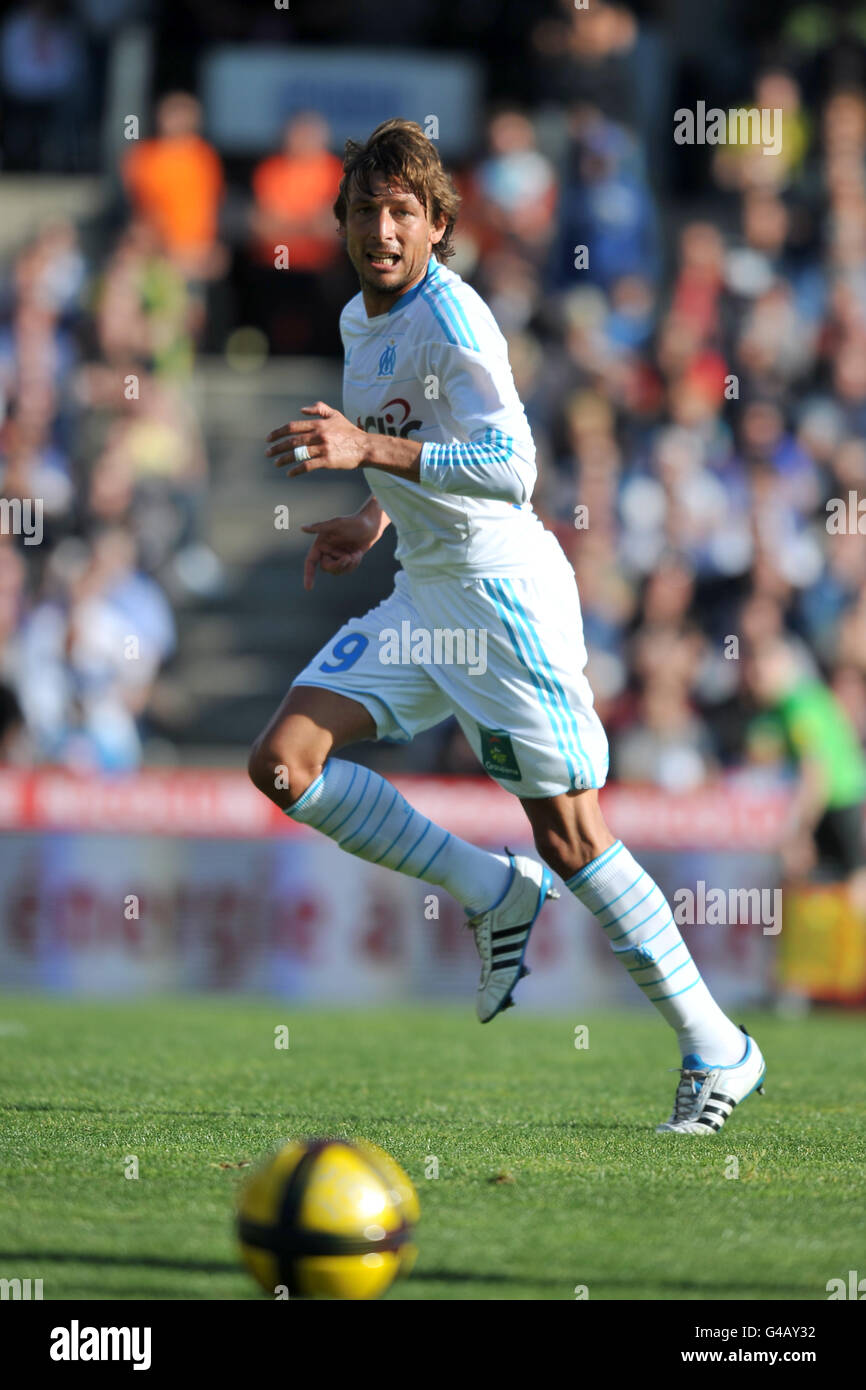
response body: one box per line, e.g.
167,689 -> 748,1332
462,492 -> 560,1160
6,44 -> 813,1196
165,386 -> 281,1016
377,340 -> 397,376
357,397 -> 423,438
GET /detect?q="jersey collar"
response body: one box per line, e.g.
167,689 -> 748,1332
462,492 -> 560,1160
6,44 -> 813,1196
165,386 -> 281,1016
386,255 -> 439,315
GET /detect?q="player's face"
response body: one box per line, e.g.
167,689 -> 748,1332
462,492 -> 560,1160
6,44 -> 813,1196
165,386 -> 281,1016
343,172 -> 445,312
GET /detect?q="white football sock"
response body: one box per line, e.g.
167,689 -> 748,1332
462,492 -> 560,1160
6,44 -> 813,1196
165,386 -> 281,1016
567,840 -> 745,1064
286,757 -> 511,916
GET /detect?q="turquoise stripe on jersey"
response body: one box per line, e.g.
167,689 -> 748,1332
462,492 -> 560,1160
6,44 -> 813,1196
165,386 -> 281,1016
422,427 -> 515,476
421,277 -> 478,350
422,289 -> 462,346
441,282 -> 480,350
500,576 -> 591,787
487,427 -> 513,461
481,577 -> 581,789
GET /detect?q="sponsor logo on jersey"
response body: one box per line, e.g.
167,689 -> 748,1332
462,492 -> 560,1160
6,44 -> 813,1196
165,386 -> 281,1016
356,397 -> 423,438
479,727 -> 522,781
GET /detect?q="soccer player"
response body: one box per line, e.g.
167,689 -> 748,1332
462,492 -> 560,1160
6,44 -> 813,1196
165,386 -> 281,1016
248,119 -> 765,1134
744,638 -> 866,914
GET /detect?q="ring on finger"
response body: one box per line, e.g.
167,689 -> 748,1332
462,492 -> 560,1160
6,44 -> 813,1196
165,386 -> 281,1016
293,445 -> 311,463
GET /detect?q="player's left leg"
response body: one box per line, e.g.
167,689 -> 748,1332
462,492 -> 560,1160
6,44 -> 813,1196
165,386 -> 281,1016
520,788 -> 766,1134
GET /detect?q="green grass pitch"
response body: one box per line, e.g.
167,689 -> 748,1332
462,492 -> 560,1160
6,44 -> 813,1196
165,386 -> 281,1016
1,997 -> 864,1301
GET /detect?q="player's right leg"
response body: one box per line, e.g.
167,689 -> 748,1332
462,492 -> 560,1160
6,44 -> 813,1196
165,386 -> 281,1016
247,582 -> 538,948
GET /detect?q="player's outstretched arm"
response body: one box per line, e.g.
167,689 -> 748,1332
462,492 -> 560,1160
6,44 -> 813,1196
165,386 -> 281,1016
300,497 -> 391,591
267,402 -> 422,479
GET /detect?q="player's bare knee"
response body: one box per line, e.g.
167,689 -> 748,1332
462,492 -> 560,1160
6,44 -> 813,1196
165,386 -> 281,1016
246,738 -> 279,797
247,735 -> 323,805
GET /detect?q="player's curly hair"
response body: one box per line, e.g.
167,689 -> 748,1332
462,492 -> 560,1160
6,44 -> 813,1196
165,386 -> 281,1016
333,118 -> 461,262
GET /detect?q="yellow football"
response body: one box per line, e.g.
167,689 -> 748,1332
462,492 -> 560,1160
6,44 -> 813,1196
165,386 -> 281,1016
237,1138 -> 420,1300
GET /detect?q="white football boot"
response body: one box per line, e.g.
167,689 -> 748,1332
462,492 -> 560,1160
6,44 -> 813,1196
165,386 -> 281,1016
656,1026 -> 766,1135
467,851 -> 558,1023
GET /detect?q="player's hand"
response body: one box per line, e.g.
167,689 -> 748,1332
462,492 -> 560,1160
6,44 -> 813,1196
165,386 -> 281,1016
300,510 -> 380,590
266,403 -> 369,476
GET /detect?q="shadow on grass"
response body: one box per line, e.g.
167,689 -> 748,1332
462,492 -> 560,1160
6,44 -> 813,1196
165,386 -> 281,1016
1,1104 -> 281,1119
0,1250 -> 238,1274
0,1253 -> 820,1298
0,1251 -> 564,1289
3,1104 -> 644,1132
414,1270 -> 820,1296
409,1268 -> 578,1289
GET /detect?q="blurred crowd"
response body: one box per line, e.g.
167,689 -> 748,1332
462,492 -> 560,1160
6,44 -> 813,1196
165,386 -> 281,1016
463,73 -> 866,793
1,0 -> 866,787
0,214 -> 184,769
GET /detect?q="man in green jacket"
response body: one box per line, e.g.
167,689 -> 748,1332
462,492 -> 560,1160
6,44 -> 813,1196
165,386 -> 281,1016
744,638 -> 866,914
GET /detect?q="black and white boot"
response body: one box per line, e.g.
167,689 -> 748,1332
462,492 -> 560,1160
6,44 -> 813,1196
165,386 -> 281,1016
467,852 -> 558,1023
657,1027 -> 766,1135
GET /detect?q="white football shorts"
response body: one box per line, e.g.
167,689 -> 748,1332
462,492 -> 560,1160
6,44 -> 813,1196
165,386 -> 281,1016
292,540 -> 609,799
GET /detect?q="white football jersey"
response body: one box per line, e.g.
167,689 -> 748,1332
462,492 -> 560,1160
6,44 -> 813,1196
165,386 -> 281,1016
340,256 -> 558,583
